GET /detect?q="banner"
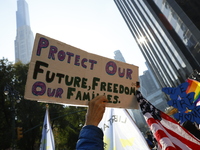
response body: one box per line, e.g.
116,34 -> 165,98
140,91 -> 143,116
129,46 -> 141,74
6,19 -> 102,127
98,108 -> 149,150
40,106 -> 55,150
25,33 -> 139,109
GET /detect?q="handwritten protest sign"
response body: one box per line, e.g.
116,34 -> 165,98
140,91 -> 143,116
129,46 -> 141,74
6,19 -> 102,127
162,79 -> 200,124
25,33 -> 139,109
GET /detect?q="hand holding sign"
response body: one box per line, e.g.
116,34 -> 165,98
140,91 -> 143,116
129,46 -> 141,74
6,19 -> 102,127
85,95 -> 108,126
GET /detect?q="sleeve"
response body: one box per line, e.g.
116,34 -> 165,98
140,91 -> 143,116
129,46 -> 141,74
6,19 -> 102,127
146,138 -> 155,148
76,125 -> 104,150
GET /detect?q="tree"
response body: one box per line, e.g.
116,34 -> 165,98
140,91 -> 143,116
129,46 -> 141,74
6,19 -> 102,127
52,106 -> 86,149
0,59 -> 86,149
0,58 -> 15,149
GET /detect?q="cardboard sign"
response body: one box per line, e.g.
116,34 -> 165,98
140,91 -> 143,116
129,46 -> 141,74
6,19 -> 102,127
25,33 -> 139,109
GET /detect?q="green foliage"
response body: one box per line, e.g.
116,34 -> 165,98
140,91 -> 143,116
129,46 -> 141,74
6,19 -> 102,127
53,106 -> 86,149
0,58 -> 86,150
0,58 -> 15,149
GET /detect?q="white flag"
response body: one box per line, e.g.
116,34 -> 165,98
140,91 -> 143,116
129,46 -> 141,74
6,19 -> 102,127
98,108 -> 150,150
40,107 -> 55,150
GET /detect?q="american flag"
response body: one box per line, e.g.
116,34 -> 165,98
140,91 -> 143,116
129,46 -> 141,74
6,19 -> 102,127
136,91 -> 200,150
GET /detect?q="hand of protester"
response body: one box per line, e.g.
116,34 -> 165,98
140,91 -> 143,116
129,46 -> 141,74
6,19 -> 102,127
85,95 -> 108,126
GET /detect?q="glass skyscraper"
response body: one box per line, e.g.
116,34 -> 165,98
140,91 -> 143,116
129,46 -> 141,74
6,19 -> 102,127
114,0 -> 200,88
15,0 -> 34,64
114,50 -> 126,62
114,50 -> 150,133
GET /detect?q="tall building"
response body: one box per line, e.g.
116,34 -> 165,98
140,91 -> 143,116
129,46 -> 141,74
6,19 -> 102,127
114,0 -> 200,89
140,69 -> 168,111
114,50 -> 149,133
15,0 -> 34,64
114,50 -> 126,62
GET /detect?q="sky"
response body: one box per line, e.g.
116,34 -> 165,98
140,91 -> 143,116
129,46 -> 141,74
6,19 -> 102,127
0,0 -> 147,75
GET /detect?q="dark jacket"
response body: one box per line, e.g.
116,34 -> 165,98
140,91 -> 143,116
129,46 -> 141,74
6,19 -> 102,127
76,125 -> 104,150
146,138 -> 155,149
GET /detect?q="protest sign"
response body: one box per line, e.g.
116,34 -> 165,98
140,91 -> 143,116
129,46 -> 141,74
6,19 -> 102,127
25,33 -> 139,109
162,79 -> 200,124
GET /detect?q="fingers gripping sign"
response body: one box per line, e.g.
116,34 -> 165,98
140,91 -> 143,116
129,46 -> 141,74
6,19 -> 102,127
86,96 -> 108,126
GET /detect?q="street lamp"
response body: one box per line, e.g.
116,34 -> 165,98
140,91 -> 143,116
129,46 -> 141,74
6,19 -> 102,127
4,84 -> 21,102
4,84 -> 21,149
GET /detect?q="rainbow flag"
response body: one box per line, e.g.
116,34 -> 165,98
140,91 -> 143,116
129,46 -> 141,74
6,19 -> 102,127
186,79 -> 200,105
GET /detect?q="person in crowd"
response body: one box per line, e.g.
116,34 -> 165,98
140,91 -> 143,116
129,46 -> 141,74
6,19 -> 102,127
146,131 -> 154,143
76,95 -> 108,150
146,131 -> 157,149
146,138 -> 155,150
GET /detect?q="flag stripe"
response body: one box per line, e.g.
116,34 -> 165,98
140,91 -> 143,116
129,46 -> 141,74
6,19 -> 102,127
145,114 -> 181,149
156,129 -> 188,150
146,111 -> 200,144
163,123 -> 200,149
147,116 -> 193,150
146,117 -> 157,126
161,112 -> 200,144
136,91 -> 200,150
162,119 -> 199,143
159,137 -> 177,150
145,112 -> 200,149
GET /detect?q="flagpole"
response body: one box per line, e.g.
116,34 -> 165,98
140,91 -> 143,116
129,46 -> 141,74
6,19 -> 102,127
40,103 -> 55,150
124,109 -> 136,124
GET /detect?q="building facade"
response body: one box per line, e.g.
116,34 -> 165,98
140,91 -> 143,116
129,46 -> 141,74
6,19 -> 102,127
114,0 -> 200,89
114,50 -> 150,133
139,69 -> 168,112
15,0 -> 34,64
